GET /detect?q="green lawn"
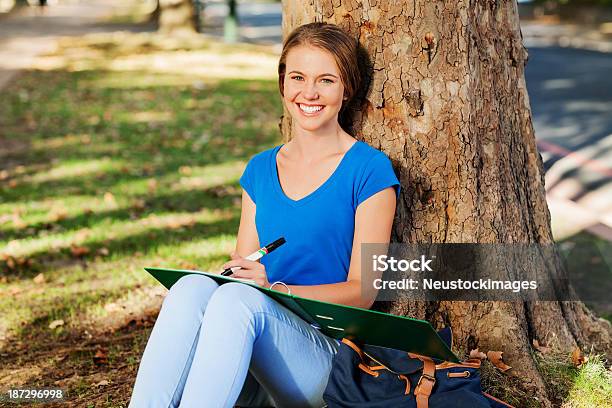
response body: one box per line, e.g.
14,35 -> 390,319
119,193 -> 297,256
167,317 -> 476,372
0,31 -> 282,406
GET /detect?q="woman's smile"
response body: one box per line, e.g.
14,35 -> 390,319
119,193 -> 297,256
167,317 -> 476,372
297,103 -> 325,116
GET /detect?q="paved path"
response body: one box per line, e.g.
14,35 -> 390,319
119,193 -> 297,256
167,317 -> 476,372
0,0 -> 126,89
523,44 -> 612,240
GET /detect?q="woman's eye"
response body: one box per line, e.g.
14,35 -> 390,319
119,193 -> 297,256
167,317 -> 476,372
291,76 -> 303,81
321,78 -> 333,84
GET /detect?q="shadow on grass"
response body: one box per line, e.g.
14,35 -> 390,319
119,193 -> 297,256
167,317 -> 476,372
0,249 -> 240,405
0,183 -> 240,242
2,213 -> 240,280
0,32 -> 282,406
0,290 -> 158,406
0,69 -> 280,204
0,68 -> 281,280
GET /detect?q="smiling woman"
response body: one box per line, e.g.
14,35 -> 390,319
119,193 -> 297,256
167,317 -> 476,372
129,22 -> 400,408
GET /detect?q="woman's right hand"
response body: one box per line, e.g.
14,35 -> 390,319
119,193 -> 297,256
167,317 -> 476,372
222,251 -> 271,288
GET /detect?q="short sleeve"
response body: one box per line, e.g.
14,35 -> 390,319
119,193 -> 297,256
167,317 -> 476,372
356,153 -> 401,207
239,158 -> 257,204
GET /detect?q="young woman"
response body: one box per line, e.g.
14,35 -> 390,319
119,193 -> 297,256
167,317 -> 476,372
129,22 -> 400,408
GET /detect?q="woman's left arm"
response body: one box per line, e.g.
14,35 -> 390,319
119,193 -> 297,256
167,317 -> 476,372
284,186 -> 397,308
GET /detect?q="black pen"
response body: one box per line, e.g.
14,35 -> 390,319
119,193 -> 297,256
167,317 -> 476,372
221,237 -> 286,276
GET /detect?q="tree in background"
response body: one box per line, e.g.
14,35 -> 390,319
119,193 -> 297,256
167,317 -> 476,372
281,1 -> 611,406
158,0 -> 196,35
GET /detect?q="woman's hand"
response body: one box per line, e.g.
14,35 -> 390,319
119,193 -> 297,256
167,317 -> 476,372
222,251 -> 271,288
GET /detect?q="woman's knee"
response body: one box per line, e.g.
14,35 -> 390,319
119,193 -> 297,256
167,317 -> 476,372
163,274 -> 219,312
206,282 -> 268,314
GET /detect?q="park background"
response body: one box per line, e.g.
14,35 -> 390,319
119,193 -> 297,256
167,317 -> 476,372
0,0 -> 610,406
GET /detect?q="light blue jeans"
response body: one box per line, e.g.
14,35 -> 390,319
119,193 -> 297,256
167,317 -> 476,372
129,274 -> 339,408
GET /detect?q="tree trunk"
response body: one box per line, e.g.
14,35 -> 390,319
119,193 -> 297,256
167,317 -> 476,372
281,0 -> 611,406
158,0 -> 196,36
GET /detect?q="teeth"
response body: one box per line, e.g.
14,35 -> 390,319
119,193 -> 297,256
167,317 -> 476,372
299,104 -> 323,113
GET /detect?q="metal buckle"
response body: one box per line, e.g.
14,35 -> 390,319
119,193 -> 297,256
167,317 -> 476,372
415,373 -> 436,394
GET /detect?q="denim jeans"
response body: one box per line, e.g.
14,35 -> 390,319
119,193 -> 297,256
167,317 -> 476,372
129,274 -> 339,408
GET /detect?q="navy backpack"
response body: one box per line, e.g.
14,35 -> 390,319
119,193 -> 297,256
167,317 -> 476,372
323,328 -> 514,408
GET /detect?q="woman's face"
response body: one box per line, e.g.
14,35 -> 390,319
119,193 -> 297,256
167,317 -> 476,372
283,44 -> 346,133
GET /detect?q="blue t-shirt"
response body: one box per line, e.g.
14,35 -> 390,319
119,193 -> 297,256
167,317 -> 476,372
239,141 -> 400,285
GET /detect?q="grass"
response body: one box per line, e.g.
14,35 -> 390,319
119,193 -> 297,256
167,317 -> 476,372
0,29 -> 282,406
567,355 -> 612,407
536,351 -> 612,407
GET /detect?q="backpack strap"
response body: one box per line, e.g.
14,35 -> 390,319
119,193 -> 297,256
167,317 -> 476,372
409,353 -> 436,408
341,338 -> 410,394
341,338 -> 364,359
341,338 -> 381,377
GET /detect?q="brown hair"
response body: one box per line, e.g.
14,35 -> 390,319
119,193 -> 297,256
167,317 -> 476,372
278,22 -> 362,131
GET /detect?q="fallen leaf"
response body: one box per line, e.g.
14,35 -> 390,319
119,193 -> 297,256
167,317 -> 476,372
93,347 -> 108,366
532,339 -> 551,354
6,257 -> 15,269
87,115 -> 100,125
54,353 -> 69,363
147,179 -> 158,193
94,379 -> 110,387
571,347 -> 588,368
179,261 -> 198,270
49,319 -> 64,329
142,164 -> 154,175
16,257 -> 29,266
104,192 -> 116,205
469,348 -> 487,360
179,166 -> 192,176
9,287 -> 22,296
70,245 -> 90,257
487,351 -> 512,372
132,199 -> 146,210
75,229 -> 91,241
33,273 -> 45,284
50,209 -> 67,222
12,214 -> 27,229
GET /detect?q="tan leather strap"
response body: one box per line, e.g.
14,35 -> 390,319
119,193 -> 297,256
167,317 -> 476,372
447,370 -> 471,378
369,365 -> 387,371
413,355 -> 436,408
341,338 -> 364,360
398,374 -> 411,395
435,359 -> 481,369
358,363 -> 380,377
343,339 -> 379,377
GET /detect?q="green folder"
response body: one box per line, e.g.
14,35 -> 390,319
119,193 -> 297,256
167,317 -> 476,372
145,267 -> 459,362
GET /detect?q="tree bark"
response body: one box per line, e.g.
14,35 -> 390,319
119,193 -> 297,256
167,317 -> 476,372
158,0 -> 196,36
281,0 -> 611,406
